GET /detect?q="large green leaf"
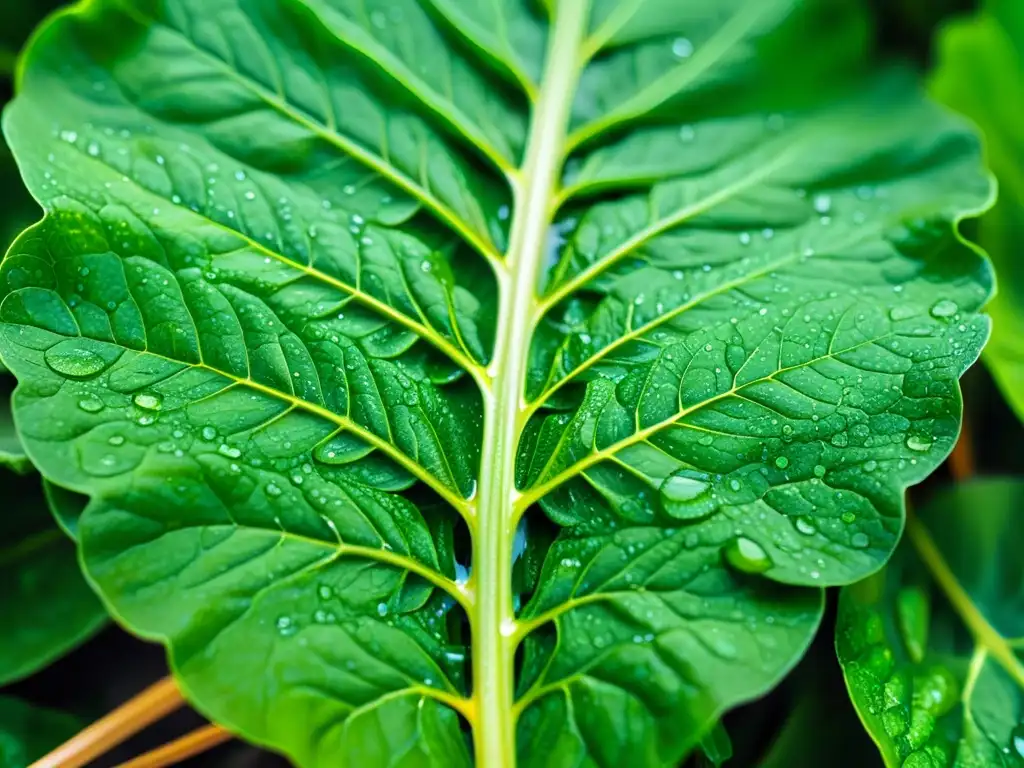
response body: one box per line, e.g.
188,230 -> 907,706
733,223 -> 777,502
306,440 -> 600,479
931,5 -> 1024,421
0,468 -> 107,685
0,696 -> 80,768
0,0 -> 992,765
837,479 -> 1024,767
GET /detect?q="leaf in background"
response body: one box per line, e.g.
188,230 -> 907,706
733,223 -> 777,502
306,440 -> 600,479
0,696 -> 79,768
0,0 -> 991,765
932,5 -> 1024,421
0,469 -> 107,685
0,372 -> 29,472
837,479 -> 1024,766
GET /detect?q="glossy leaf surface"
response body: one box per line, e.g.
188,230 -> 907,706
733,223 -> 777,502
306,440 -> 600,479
0,0 -> 992,765
932,3 -> 1024,421
837,479 -> 1024,767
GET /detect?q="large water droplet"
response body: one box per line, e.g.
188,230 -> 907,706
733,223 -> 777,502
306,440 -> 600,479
44,342 -> 110,378
723,537 -> 772,574
133,392 -> 162,410
77,397 -> 104,413
659,470 -> 718,521
929,300 -> 958,318
896,586 -> 929,664
906,435 -> 933,452
794,517 -> 816,536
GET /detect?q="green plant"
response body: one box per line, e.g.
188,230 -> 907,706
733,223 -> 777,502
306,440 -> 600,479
0,0 -> 1002,766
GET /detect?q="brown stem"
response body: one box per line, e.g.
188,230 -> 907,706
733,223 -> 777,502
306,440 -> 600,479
948,410 -> 975,481
28,677 -> 185,768
114,725 -> 232,768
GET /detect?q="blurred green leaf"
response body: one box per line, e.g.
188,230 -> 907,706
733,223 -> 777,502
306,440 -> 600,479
0,469 -> 107,685
0,696 -> 79,768
932,7 -> 1024,422
837,479 -> 1024,766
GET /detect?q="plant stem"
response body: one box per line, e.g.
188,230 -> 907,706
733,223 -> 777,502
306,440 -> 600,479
906,512 -> 1024,688
28,677 -> 184,768
113,724 -> 231,768
470,1 -> 589,764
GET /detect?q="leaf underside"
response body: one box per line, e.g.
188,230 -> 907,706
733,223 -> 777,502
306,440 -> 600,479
837,480 -> 1024,767
0,0 -> 992,765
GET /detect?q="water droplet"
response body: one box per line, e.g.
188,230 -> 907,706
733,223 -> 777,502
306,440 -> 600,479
678,124 -> 695,141
794,517 -> 816,536
266,483 -> 282,497
659,470 -> 718,521
889,305 -> 919,321
201,426 -> 217,441
318,584 -> 333,600
217,444 -> 241,459
44,342 -> 110,378
133,393 -> 162,410
723,537 -> 772,574
813,193 -> 832,214
851,532 -> 869,548
108,435 -> 125,446
77,397 -> 104,413
774,456 -> 789,469
672,37 -> 694,58
813,464 -> 826,478
906,435 -> 933,452
377,602 -> 388,617
930,300 -> 958,318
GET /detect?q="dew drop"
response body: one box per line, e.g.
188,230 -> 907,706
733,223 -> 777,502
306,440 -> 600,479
671,37 -> 694,58
774,456 -> 789,469
133,393 -> 162,411
851,531 -> 870,548
930,300 -> 958,318
723,537 -> 772,574
377,602 -> 388,617
266,483 -> 282,497
906,435 -> 933,452
44,342 -> 110,378
201,426 -> 217,441
318,584 -> 333,600
659,470 -> 718,521
794,517 -> 816,536
813,193 -> 832,214
77,397 -> 104,413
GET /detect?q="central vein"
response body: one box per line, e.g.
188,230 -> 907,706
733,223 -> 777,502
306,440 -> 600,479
470,1 -> 591,765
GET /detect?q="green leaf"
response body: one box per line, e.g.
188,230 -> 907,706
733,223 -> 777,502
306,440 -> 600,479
837,479 -> 1024,767
0,696 -> 80,768
0,469 -> 107,685
0,372 -> 30,473
0,0 -> 991,765
697,721 -> 733,767
931,8 -> 1024,422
